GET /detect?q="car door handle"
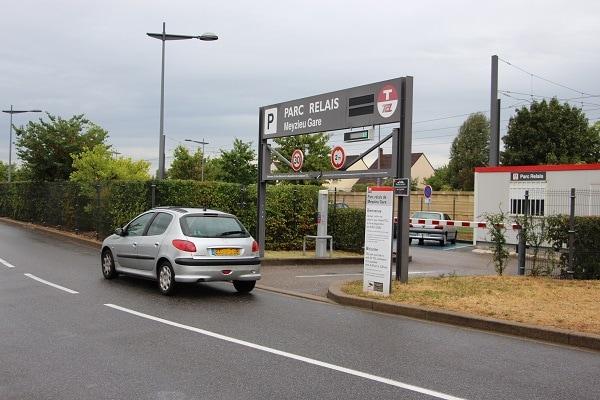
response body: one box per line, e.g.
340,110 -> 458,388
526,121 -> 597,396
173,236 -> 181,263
154,242 -> 160,247
132,242 -> 138,247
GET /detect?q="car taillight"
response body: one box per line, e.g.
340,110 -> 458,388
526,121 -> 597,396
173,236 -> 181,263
409,223 -> 413,228
172,239 -> 196,252
434,225 -> 443,230
251,240 -> 259,253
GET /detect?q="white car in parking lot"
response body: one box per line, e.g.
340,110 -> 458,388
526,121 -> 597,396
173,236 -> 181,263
409,211 -> 458,246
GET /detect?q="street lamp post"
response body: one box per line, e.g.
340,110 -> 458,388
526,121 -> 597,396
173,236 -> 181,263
2,105 -> 42,182
185,138 -> 209,181
147,22 -> 218,179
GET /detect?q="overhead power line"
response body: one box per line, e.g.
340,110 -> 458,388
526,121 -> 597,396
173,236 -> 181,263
498,57 -> 598,98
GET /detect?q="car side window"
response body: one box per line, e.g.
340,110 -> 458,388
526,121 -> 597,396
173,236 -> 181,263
444,214 -> 451,220
146,213 -> 173,236
125,213 -> 155,237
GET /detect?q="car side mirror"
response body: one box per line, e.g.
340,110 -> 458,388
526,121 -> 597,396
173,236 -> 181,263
115,228 -> 125,236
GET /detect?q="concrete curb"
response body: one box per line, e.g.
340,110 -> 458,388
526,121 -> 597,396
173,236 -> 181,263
327,281 -> 600,352
0,218 -> 103,249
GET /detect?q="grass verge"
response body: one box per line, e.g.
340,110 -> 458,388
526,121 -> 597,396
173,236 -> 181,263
342,276 -> 600,335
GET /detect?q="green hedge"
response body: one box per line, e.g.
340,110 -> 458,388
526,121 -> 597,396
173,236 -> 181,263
546,215 -> 600,279
0,180 -> 366,253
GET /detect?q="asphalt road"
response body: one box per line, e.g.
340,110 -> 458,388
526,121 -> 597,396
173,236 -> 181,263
1,221 -> 598,400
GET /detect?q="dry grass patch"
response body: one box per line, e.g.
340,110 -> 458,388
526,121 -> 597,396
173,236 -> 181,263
342,276 -> 600,335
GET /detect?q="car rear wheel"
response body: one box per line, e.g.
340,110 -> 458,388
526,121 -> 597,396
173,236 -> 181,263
101,249 -> 118,279
450,232 -> 457,245
233,280 -> 256,293
158,261 -> 177,296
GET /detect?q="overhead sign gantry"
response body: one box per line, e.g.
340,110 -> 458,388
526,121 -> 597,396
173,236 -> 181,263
257,77 -> 413,283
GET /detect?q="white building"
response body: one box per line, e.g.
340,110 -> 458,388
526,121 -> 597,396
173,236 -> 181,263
474,164 -> 600,244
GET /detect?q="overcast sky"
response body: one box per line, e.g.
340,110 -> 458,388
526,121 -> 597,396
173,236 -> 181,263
2,0 -> 599,176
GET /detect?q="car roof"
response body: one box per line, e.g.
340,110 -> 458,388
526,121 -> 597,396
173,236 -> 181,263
152,206 -> 234,217
412,211 -> 444,217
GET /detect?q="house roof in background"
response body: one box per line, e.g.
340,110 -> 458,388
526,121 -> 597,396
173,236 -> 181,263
351,150 -> 431,184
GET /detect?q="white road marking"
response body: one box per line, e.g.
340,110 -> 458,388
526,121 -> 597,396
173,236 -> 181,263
296,273 -> 363,278
0,257 -> 16,268
105,303 -> 466,400
24,273 -> 79,294
296,271 -> 441,278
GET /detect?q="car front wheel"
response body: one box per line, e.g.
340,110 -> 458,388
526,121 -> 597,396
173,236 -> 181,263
158,261 -> 177,296
233,280 -> 256,293
101,249 -> 118,279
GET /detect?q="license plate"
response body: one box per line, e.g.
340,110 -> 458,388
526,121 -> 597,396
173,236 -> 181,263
214,248 -> 240,256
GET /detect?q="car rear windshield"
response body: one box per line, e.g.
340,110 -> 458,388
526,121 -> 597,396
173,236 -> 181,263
412,212 -> 442,219
180,215 -> 250,238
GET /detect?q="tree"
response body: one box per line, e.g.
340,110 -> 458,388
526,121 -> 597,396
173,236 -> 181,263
1,162 -> 28,182
15,114 -> 109,181
213,138 -> 257,185
447,113 -> 490,191
272,132 -> 333,185
70,145 -> 150,181
501,98 -> 600,166
167,145 -> 204,180
424,165 -> 452,191
0,161 -> 7,182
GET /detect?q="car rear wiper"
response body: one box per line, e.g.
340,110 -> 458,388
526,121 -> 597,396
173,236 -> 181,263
218,230 -> 245,237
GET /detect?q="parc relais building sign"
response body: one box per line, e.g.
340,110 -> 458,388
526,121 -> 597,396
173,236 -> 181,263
510,171 -> 547,181
261,78 -> 403,138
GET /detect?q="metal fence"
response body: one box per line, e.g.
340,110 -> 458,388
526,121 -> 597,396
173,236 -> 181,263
517,188 -> 600,278
0,181 -> 253,240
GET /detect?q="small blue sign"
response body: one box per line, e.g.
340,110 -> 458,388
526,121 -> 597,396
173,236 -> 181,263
423,185 -> 432,198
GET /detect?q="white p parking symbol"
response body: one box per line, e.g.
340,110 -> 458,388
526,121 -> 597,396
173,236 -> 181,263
264,108 -> 277,135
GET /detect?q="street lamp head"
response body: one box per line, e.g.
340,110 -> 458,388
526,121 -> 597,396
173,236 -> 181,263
2,109 -> 42,114
199,32 -> 218,41
146,32 -> 218,42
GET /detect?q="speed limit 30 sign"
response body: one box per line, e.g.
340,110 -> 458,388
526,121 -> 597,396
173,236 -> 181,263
291,149 -> 304,172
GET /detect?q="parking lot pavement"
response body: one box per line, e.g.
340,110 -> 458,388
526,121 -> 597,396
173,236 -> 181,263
257,262 -> 364,299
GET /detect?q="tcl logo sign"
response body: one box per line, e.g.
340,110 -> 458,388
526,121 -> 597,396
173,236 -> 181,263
377,85 -> 398,118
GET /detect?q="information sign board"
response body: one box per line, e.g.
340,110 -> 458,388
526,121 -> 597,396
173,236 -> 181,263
363,186 -> 394,296
393,178 -> 409,196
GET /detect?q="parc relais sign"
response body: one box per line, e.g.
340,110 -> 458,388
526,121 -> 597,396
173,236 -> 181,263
261,78 -> 403,138
510,171 -> 547,181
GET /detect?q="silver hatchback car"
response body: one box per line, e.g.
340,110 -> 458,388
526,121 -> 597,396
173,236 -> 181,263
409,211 -> 458,246
101,207 -> 261,295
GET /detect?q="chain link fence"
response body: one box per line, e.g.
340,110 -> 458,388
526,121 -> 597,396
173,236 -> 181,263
517,188 -> 600,278
0,181 -> 252,240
